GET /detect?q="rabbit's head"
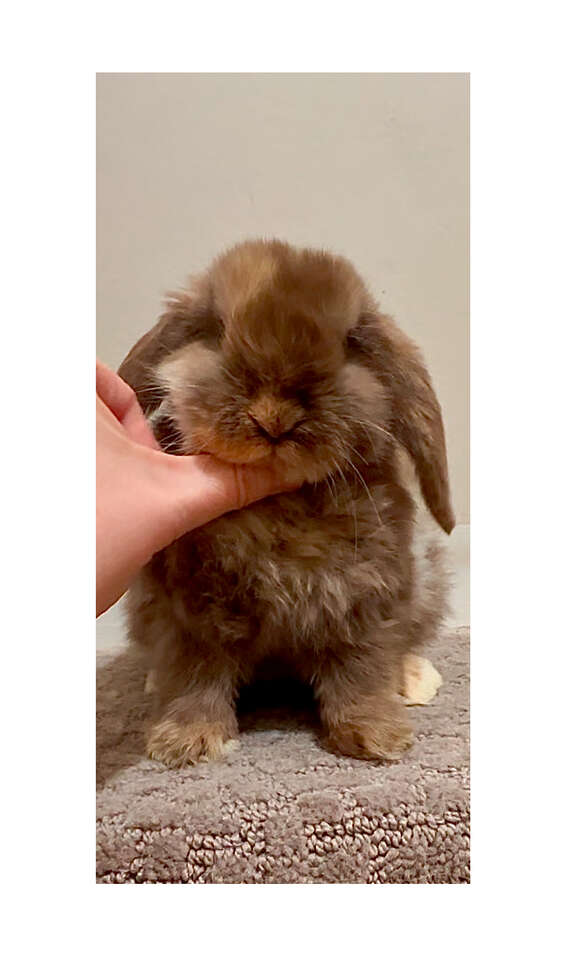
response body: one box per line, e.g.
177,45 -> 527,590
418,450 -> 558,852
120,240 -> 454,533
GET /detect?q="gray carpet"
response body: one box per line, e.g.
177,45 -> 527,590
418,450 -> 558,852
97,626 -> 469,883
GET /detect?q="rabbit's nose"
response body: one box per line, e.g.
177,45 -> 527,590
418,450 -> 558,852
248,413 -> 291,443
247,397 -> 305,443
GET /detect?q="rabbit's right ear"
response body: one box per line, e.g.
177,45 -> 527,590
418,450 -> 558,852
118,287 -> 220,415
118,311 -> 186,415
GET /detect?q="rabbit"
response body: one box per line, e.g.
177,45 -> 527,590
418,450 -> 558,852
118,239 -> 454,767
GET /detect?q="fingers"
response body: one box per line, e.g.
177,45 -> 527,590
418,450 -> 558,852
150,451 -> 302,549
182,455 -> 301,513
96,360 -> 160,450
96,360 -> 134,415
227,461 -> 301,510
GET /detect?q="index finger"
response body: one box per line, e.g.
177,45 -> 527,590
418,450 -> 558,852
96,360 -> 160,450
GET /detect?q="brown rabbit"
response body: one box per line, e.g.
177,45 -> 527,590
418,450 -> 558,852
119,239 -> 454,767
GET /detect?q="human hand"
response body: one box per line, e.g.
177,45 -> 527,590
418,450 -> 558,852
96,361 -> 300,616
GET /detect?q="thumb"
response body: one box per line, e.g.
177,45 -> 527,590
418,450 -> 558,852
148,451 -> 302,551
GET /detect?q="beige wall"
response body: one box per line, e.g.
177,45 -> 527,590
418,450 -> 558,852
97,73 -> 469,522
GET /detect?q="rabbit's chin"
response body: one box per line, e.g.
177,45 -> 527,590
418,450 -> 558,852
223,447 -> 335,486
268,450 -> 333,485
186,427 -> 337,485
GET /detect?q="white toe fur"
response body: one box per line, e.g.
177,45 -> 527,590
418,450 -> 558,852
401,654 -> 443,705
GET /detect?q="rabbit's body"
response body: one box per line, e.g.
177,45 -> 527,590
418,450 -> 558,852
132,470 -> 411,662
121,240 -> 453,766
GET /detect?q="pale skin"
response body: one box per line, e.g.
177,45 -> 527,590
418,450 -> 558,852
96,361 -> 300,616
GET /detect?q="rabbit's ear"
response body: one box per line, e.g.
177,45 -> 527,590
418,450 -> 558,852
357,312 -> 455,534
118,288 -> 221,415
118,313 -> 185,415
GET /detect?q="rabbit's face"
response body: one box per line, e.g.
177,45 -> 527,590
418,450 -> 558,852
122,240 -> 454,532
154,242 -> 391,483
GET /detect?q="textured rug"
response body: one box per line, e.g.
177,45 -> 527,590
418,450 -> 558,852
96,626 -> 469,883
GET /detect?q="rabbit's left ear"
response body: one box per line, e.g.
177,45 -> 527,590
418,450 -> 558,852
357,312 -> 455,534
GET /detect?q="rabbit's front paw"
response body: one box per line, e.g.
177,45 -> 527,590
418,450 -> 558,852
147,719 -> 239,768
326,706 -> 414,761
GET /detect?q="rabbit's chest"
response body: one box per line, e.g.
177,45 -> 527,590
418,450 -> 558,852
172,488 -> 408,633
202,500 -> 355,574
199,508 -> 358,633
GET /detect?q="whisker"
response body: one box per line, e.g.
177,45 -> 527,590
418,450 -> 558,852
351,497 -> 358,562
331,461 -> 359,562
368,422 -> 395,442
341,414 -> 397,445
334,462 -> 359,560
342,455 -> 383,528
324,472 -> 339,511
347,443 -> 369,466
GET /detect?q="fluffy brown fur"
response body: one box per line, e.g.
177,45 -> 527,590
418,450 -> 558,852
119,239 -> 454,767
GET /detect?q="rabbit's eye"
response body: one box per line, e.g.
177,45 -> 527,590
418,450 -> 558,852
188,307 -> 224,345
345,328 -> 362,351
345,317 -> 370,354
280,386 -> 310,406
